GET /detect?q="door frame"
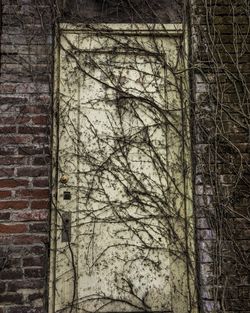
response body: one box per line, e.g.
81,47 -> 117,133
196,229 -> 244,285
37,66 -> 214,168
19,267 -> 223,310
49,23 -> 197,313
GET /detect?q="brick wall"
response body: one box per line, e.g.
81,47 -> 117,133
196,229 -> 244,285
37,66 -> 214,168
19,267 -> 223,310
0,1 -> 52,312
191,0 -> 250,312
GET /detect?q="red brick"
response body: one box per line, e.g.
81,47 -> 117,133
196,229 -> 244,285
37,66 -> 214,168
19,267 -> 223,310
32,94 -> 51,104
0,147 -> 16,156
32,115 -> 48,125
0,191 -> 11,198
0,116 -> 21,125
7,307 -> 44,313
0,201 -> 29,210
0,179 -> 29,188
33,156 -> 50,166
20,105 -> 48,114
0,293 -> 23,304
18,146 -> 46,155
0,269 -> 23,280
5,245 -> 45,256
0,135 -> 32,144
0,281 -> 6,293
4,258 -> 21,268
32,135 -> 49,144
31,200 -> 49,209
16,189 -> 49,199
32,178 -> 49,187
239,286 -> 250,299
0,168 -> 15,177
12,234 -> 48,245
11,210 -> 48,222
15,116 -> 32,124
0,212 -> 10,220
7,279 -> 44,292
0,83 -> 16,93
17,167 -> 48,177
28,293 -> 43,302
23,256 -> 45,267
0,235 -> 13,245
0,117 -> 16,124
0,126 -> 16,133
30,245 -> 46,255
0,224 -> 28,233
16,83 -> 49,94
29,222 -> 48,233
0,157 -> 27,165
0,95 -> 28,105
24,268 -> 45,278
18,126 -> 47,134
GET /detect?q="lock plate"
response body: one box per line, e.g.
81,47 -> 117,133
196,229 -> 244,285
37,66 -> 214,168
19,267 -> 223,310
61,212 -> 71,242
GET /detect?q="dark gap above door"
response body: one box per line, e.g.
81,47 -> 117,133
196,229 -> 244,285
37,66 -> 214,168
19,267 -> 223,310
57,0 -> 182,23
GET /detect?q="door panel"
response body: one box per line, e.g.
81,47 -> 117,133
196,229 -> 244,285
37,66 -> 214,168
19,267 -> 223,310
51,24 -> 196,313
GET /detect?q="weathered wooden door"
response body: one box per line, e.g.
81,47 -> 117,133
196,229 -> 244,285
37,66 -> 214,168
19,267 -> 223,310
50,24 -> 196,313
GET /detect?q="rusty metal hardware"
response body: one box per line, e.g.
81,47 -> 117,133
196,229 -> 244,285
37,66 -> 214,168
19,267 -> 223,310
60,175 -> 69,184
63,191 -> 71,200
61,212 -> 71,242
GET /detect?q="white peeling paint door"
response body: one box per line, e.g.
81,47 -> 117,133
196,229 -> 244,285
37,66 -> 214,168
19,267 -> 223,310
51,24 -> 196,313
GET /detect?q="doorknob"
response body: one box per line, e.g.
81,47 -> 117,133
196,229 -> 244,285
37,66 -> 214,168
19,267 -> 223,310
60,175 -> 69,184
